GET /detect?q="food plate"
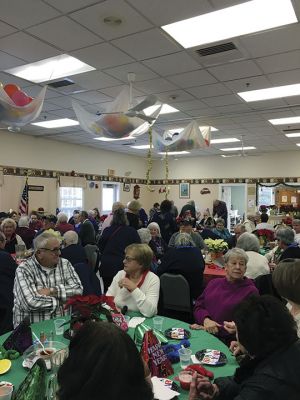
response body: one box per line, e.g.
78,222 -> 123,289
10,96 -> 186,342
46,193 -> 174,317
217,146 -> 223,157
164,328 -> 191,340
22,341 -> 68,370
195,349 -> 227,366
0,360 -> 11,375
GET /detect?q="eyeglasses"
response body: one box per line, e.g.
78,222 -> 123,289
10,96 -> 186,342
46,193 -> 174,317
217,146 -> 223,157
124,256 -> 136,262
40,247 -> 61,254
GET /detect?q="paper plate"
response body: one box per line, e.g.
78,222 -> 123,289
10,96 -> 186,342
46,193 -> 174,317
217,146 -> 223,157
0,360 -> 11,375
164,328 -> 191,340
195,349 -> 227,366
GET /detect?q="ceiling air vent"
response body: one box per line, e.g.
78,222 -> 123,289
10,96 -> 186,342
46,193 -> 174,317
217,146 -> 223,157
282,128 -> 300,132
48,78 -> 74,88
196,42 -> 237,57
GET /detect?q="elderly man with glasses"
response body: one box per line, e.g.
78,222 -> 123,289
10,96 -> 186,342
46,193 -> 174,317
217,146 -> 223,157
13,232 -> 82,327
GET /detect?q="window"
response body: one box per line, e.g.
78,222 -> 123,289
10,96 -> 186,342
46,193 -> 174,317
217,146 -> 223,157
102,183 -> 119,214
59,187 -> 83,218
258,186 -> 274,206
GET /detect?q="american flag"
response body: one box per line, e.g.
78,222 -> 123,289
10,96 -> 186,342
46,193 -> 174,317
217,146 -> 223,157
19,178 -> 28,215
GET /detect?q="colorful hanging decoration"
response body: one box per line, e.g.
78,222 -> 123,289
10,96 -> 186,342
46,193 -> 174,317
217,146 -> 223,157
0,83 -> 46,128
146,127 -> 155,192
72,87 -> 161,139
153,121 -> 211,152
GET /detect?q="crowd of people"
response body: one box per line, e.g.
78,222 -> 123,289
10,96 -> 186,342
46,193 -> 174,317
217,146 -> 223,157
1,199 -> 300,399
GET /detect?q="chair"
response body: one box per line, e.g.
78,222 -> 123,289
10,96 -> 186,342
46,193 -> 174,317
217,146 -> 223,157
73,263 -> 102,296
84,244 -> 100,272
159,273 -> 192,322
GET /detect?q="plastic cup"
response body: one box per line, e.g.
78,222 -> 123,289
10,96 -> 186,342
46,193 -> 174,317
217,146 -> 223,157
0,384 -> 13,400
153,316 -> 164,332
178,370 -> 193,390
54,319 -> 65,336
178,348 -> 192,369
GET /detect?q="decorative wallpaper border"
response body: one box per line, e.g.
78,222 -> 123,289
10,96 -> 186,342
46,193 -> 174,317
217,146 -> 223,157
1,166 -> 300,185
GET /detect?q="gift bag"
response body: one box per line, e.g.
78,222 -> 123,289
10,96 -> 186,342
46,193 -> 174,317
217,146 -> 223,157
3,317 -> 33,355
140,330 -> 173,378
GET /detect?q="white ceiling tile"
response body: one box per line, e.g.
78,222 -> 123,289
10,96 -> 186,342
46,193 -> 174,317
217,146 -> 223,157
47,96 -> 79,108
0,32 -> 59,62
127,0 -> 212,26
26,17 -> 101,52
240,24 -> 300,58
72,43 -> 133,69
167,70 -> 217,88
185,108 -> 216,117
111,29 -> 180,60
45,0 -> 104,13
256,50 -> 300,74
202,94 -> 243,107
224,75 -> 271,92
0,0 -> 60,29
155,90 -> 195,104
187,83 -> 232,98
100,85 -> 144,98
267,69 -> 300,86
208,60 -> 262,81
103,62 -> 158,82
0,20 -> 17,37
0,50 -> 24,69
48,109 -> 77,118
71,0 -> 153,40
172,99 -> 208,111
143,52 -> 201,76
210,0 -> 249,8
215,104 -> 252,113
71,70 -> 122,90
285,95 -> 300,106
134,78 -> 178,94
71,91 -> 112,104
249,99 -> 288,110
0,72 -> 31,88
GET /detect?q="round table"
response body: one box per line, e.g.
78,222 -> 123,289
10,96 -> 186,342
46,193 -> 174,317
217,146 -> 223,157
0,315 -> 238,399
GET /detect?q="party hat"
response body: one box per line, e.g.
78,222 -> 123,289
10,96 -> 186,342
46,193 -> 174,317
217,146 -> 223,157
13,358 -> 47,400
3,318 -> 32,355
134,323 -> 168,346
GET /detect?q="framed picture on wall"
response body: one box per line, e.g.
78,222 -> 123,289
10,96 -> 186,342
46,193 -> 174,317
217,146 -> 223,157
123,183 -> 131,192
179,182 -> 190,199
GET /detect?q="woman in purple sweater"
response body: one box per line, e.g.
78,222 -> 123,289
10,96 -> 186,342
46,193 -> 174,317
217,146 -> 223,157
193,248 -> 258,343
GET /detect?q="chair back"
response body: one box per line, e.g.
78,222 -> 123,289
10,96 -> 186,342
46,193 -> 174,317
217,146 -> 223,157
160,273 -> 191,313
84,244 -> 99,271
73,262 -> 102,296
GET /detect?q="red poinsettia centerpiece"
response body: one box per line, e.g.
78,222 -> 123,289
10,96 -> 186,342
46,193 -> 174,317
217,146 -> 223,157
64,295 -> 117,338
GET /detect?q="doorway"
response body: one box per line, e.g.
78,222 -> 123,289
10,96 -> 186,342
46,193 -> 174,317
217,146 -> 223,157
219,184 -> 247,230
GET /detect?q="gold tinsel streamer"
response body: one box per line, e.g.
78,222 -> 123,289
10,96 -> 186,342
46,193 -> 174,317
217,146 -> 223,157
165,149 -> 169,199
146,127 -> 155,192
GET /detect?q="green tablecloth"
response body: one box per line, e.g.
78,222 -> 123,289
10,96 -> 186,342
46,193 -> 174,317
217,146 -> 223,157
0,315 -> 237,399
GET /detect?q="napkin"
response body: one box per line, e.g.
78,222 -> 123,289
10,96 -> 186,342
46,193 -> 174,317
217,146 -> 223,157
128,317 -> 145,328
151,377 -> 180,400
191,354 -> 200,364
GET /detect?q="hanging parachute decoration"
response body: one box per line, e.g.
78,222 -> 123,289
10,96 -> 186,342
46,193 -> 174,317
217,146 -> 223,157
73,83 -> 161,139
153,120 -> 211,152
0,83 -> 46,128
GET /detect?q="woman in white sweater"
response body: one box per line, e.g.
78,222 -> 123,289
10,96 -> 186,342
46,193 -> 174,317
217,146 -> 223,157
236,232 -> 270,279
107,243 -> 160,317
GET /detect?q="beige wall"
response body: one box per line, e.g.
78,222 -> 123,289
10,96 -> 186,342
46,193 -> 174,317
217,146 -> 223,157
152,151 -> 300,179
2,131 -> 300,216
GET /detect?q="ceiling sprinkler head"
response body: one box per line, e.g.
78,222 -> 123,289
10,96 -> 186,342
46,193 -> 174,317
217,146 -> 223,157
103,16 -> 122,26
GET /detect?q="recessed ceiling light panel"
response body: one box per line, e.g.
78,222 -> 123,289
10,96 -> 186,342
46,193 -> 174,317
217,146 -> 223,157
94,136 -> 134,141
31,118 -> 79,128
285,132 -> 300,138
5,54 -> 95,83
269,116 -> 300,125
131,144 -> 151,149
211,138 -> 240,144
162,0 -> 297,48
220,146 -> 256,151
238,83 -> 300,102
158,151 -> 190,155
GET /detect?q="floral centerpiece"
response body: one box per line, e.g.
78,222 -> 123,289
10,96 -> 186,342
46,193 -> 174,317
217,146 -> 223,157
63,295 -> 117,339
255,229 -> 275,248
204,239 -> 228,263
204,239 -> 228,253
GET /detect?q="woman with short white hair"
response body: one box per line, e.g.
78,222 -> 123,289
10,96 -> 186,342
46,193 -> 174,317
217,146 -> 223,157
56,212 -> 74,235
236,232 -> 270,279
1,218 -> 26,253
16,216 -> 35,249
147,222 -> 168,261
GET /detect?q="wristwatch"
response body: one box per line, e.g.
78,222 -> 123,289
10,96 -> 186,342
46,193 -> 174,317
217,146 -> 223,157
50,287 -> 58,297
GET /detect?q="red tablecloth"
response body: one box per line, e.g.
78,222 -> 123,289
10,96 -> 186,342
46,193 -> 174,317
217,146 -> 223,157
204,265 -> 226,285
